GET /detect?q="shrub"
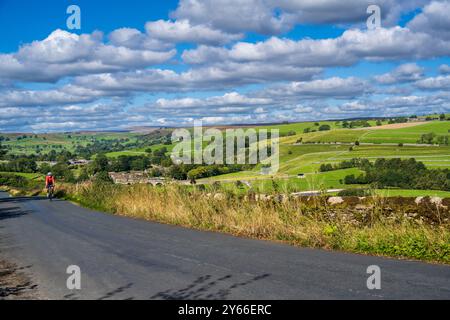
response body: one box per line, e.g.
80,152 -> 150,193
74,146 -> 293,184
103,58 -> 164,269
0,173 -> 28,188
94,171 -> 113,183
318,125 -> 331,131
319,164 -> 334,172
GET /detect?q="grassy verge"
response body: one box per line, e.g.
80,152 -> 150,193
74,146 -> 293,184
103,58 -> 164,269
59,182 -> 449,264
0,172 -> 43,196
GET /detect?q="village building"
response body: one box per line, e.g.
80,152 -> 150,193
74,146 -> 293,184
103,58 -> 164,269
108,171 -> 166,186
67,159 -> 91,166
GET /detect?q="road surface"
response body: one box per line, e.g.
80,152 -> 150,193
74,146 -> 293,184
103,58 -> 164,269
0,192 -> 449,300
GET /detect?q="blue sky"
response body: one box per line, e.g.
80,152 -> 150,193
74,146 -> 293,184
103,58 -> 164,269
0,0 -> 179,52
0,0 -> 449,132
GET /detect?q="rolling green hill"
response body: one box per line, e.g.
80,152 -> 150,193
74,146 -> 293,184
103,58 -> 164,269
281,121 -> 449,144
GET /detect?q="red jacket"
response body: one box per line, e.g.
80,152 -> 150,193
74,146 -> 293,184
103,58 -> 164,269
45,176 -> 55,186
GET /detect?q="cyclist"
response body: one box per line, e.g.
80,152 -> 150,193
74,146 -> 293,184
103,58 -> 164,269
45,172 -> 56,200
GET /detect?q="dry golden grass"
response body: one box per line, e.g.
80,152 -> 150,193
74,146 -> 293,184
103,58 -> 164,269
60,182 -> 449,263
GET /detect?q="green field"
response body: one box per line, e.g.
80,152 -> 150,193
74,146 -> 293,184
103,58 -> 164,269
196,120 -> 450,195
361,121 -> 450,144
255,119 -> 390,135
105,143 -> 175,158
374,189 -> 450,198
101,120 -> 450,193
281,121 -> 450,144
0,172 -> 43,180
2,118 -> 449,197
1,132 -> 140,155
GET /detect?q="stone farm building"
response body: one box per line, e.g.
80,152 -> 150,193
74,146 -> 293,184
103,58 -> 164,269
108,171 -> 166,186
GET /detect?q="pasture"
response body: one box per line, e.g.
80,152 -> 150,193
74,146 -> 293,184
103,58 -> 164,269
2,118 -> 449,196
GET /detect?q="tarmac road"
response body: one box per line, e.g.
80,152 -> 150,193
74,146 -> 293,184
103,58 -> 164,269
0,192 -> 449,300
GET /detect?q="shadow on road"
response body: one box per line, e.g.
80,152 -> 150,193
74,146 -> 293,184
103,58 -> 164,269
61,283 -> 135,301
150,273 -> 271,300
0,196 -> 59,203
62,274 -> 271,300
0,261 -> 38,299
0,206 -> 31,221
98,283 -> 135,300
0,196 -> 63,221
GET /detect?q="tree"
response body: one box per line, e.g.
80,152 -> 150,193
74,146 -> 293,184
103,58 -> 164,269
39,163 -> 53,175
6,158 -> 38,173
436,135 -> 449,146
0,142 -> 7,159
286,130 -> 296,136
94,171 -> 113,183
169,165 -> 187,180
318,124 -> 331,131
149,168 -> 163,177
51,162 -> 74,182
319,164 -> 334,172
418,133 -> 436,144
131,158 -> 147,171
63,169 -> 76,183
91,153 -> 109,173
77,167 -> 90,182
440,113 -> 446,121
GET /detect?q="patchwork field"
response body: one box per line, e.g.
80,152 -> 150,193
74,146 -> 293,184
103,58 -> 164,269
104,143 -> 175,158
199,143 -> 450,194
1,132 -> 140,155
197,120 -> 450,194
1,118 -> 449,196
280,120 -> 450,144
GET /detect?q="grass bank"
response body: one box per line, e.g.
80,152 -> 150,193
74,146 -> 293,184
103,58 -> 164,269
0,172 -> 43,196
60,182 -> 450,264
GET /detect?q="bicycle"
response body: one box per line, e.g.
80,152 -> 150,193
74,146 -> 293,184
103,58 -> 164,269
46,185 -> 54,201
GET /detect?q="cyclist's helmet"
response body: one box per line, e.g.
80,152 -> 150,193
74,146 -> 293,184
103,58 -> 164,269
47,172 -> 53,176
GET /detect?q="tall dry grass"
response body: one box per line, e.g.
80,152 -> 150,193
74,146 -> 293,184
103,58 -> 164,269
60,182 -> 450,263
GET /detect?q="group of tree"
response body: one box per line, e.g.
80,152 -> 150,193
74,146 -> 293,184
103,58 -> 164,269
74,139 -> 140,159
342,120 -> 372,128
424,114 -> 450,121
94,152 -> 249,181
186,164 -> 245,180
280,131 -> 297,137
318,124 -> 331,131
343,158 -> 450,191
0,142 -> 7,158
0,157 -> 38,173
319,158 -> 370,172
303,123 -> 331,133
1,149 -> 76,162
387,117 -> 408,124
0,173 -> 31,188
418,133 -> 449,145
